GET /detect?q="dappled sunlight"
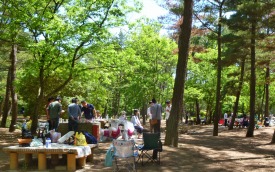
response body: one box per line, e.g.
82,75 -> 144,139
1,126 -> 275,171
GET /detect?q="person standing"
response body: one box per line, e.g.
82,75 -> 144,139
224,112 -> 228,126
150,98 -> 162,135
48,96 -> 63,131
150,98 -> 162,160
119,111 -> 127,121
68,98 -> 81,132
165,100 -> 172,121
81,100 -> 96,122
147,101 -> 153,133
46,97 -> 55,130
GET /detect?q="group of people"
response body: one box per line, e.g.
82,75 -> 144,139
223,112 -> 249,127
46,97 -> 98,132
129,98 -> 171,139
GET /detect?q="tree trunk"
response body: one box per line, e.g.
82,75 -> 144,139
165,0 -> 193,147
31,55 -> 46,134
196,99 -> 200,125
264,63 -> 269,118
9,44 -> 18,132
271,130 -> 275,143
213,1 -> 225,136
229,57 -> 245,130
0,67 -> 11,128
246,0 -> 257,137
141,102 -> 147,125
0,98 -> 3,118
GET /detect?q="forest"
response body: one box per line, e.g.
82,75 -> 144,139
0,0 -> 275,146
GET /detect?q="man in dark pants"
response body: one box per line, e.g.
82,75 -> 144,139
150,98 -> 162,159
68,98 -> 81,132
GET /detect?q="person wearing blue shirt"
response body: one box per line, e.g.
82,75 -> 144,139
81,100 -> 96,122
68,98 -> 81,131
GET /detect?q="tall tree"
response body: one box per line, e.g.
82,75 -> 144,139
8,44 -> 17,132
7,0 -> 139,133
165,0 -> 193,147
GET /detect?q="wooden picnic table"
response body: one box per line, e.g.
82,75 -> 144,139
3,143 -> 97,171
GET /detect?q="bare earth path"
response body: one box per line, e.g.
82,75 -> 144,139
1,122 -> 275,172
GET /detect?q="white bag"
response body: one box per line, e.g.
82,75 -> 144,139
58,131 -> 75,143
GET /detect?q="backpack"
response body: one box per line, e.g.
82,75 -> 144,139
82,131 -> 97,144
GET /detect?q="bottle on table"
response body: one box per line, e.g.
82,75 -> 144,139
46,138 -> 51,148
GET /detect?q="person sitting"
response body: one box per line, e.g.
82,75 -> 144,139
264,117 -> 270,127
131,109 -> 143,139
119,111 -> 127,121
242,115 -> 249,128
95,110 -> 102,119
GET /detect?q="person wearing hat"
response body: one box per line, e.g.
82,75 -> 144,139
48,96 -> 63,131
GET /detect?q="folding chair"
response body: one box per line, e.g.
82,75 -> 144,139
113,139 -> 137,172
138,132 -> 162,165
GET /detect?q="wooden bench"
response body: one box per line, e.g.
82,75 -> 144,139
3,143 -> 95,171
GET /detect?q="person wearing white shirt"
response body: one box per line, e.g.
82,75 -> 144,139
119,111 -> 127,121
224,112 -> 228,126
165,100 -> 172,121
147,101 -> 153,132
131,109 -> 143,139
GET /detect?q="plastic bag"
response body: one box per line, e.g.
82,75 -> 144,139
26,120 -> 32,130
30,138 -> 43,147
104,146 -> 114,167
50,130 -> 61,143
75,132 -> 87,146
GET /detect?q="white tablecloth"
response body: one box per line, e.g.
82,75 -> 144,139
3,143 -> 91,158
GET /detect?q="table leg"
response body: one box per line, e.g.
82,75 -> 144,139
10,152 -> 18,170
67,154 -> 76,171
77,157 -> 86,167
25,154 -> 32,165
38,153 -> 47,170
87,147 -> 95,162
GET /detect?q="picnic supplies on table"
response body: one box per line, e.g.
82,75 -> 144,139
30,138 -> 43,147
58,131 -> 75,143
74,132 -> 87,146
50,130 -> 61,143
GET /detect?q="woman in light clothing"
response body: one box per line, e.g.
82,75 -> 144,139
131,109 -> 143,139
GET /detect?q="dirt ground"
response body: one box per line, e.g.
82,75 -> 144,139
1,121 -> 275,172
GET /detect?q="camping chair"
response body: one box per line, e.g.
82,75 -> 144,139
113,139 -> 137,172
137,132 -> 162,165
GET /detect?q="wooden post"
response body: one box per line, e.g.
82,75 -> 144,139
77,157 -> 86,167
67,154 -> 76,171
10,152 -> 18,170
38,153 -> 47,170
